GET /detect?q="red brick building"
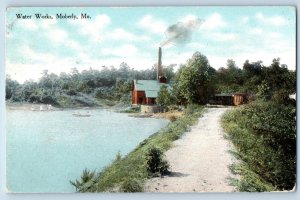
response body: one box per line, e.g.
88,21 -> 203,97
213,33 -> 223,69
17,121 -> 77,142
131,78 -> 168,105
132,47 -> 169,105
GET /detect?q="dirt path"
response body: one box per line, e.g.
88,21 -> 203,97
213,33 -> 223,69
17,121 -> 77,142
144,107 -> 238,193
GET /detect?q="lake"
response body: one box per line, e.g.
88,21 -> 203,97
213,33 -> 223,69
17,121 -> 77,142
6,108 -> 169,193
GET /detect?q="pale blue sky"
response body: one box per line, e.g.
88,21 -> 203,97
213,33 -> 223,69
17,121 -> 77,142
6,6 -> 296,83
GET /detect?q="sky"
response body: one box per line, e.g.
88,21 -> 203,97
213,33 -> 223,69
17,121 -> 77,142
5,6 -> 296,83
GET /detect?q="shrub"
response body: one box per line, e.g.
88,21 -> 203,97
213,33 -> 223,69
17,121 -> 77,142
222,100 -> 296,191
28,94 -> 41,103
145,147 -> 170,177
70,169 -> 96,192
67,89 -> 77,96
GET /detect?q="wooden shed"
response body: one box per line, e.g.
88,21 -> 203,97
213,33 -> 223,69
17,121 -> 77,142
211,93 -> 249,106
211,94 -> 234,106
233,93 -> 249,106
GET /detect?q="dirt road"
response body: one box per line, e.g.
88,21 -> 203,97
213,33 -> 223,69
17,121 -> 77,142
144,107 -> 238,192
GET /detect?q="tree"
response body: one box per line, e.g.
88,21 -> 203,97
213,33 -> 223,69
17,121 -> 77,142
162,64 -> 176,83
242,60 -> 264,92
177,52 -> 216,104
5,75 -> 20,100
157,85 -> 176,110
215,59 -> 244,93
265,58 -> 294,93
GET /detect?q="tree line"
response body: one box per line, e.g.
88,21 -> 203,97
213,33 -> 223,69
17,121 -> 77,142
6,62 -> 175,107
6,52 -> 296,108
157,52 -> 296,108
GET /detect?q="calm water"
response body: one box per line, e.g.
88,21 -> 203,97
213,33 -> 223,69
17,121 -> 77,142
6,108 -> 168,192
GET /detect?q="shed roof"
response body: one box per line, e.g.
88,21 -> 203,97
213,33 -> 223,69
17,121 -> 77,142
215,93 -> 233,97
215,93 -> 249,97
133,80 -> 170,98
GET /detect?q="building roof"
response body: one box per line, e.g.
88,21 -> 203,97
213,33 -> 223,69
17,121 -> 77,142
215,93 -> 249,97
133,80 -> 170,98
215,93 -> 233,97
145,90 -> 158,98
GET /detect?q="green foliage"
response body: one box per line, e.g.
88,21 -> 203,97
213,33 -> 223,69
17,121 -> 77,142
215,59 -> 244,93
5,75 -> 22,100
70,105 -> 204,192
6,64 -> 149,107
145,147 -> 170,177
157,85 -> 176,110
70,169 -> 96,192
114,151 -> 122,162
256,81 -> 271,100
228,163 -> 276,192
7,52 -> 295,109
162,64 -> 176,83
177,52 -> 216,104
222,100 -> 296,191
120,178 -> 143,192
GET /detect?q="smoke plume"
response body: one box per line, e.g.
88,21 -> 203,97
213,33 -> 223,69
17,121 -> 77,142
160,17 -> 203,47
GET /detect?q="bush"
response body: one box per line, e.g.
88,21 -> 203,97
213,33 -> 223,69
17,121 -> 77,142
222,100 -> 296,191
67,89 -> 77,96
70,169 -> 96,192
28,94 -> 41,103
145,147 -> 170,177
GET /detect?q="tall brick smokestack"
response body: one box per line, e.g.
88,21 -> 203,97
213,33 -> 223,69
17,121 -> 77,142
157,47 -> 162,80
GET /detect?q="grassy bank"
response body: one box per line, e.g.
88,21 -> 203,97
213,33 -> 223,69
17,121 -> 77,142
70,105 -> 205,192
221,100 -> 296,192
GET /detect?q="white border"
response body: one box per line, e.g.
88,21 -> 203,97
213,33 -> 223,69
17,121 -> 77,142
0,1 -> 298,200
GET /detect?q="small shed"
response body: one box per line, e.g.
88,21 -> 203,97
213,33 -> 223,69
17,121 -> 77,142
212,94 -> 233,105
211,93 -> 249,106
233,93 -> 249,106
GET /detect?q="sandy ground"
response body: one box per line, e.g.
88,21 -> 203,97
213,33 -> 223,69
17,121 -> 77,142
144,107 -> 239,193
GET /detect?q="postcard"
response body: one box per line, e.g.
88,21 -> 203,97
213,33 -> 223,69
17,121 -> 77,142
5,6 -> 296,193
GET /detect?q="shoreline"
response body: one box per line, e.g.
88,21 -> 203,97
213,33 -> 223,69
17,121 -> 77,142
70,105 -> 205,192
127,110 -> 183,121
5,102 -> 120,111
6,102 -> 181,121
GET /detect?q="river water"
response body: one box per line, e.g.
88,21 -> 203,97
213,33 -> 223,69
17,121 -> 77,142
6,108 -> 168,192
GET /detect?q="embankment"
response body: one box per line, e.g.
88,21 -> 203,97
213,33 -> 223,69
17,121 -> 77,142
70,105 -> 204,192
221,100 -> 296,192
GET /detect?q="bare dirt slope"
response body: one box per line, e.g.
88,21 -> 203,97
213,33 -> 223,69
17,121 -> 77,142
144,107 -> 238,193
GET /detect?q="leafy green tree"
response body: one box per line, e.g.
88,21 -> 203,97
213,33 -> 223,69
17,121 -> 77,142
157,85 -> 176,110
162,64 -> 176,83
22,79 -> 38,101
5,75 -> 21,100
256,80 -> 271,100
264,58 -> 295,94
177,52 -> 216,104
242,60 -> 264,92
216,59 -> 244,93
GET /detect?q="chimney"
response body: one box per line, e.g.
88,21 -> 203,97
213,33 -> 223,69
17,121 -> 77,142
157,47 -> 162,80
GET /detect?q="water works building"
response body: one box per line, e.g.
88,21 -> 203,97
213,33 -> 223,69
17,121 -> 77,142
131,79 -> 168,105
131,47 -> 169,105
